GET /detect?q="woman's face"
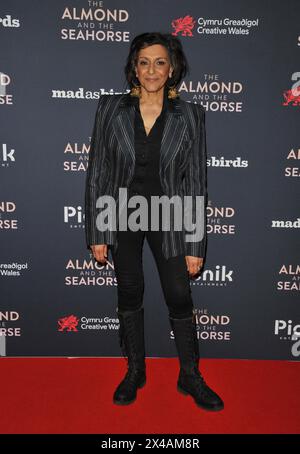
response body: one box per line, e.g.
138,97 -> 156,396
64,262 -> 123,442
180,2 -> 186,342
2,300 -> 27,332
134,44 -> 173,93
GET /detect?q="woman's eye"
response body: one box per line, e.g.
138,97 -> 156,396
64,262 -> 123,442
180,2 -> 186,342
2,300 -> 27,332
139,61 -> 166,65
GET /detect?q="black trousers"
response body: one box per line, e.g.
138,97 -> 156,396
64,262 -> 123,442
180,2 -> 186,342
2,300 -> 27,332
110,196 -> 194,319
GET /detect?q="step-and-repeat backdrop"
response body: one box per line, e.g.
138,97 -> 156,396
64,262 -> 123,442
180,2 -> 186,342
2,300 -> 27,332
1,0 -> 299,359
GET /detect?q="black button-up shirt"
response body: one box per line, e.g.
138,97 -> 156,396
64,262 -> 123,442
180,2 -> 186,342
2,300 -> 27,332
128,87 -> 169,198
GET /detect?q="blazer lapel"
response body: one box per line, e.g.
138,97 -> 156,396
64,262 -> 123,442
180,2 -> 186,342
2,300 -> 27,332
112,91 -> 188,188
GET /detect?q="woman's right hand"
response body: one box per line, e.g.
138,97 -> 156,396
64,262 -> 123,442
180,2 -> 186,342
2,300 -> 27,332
90,244 -> 108,264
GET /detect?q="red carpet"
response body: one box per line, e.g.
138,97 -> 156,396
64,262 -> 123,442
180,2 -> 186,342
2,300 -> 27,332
0,358 -> 299,434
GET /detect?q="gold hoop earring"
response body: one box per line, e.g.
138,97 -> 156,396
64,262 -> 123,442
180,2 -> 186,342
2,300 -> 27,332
130,77 -> 142,97
167,84 -> 179,99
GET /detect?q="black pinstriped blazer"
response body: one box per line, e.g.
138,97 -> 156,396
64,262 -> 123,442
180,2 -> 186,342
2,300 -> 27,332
84,91 -> 207,260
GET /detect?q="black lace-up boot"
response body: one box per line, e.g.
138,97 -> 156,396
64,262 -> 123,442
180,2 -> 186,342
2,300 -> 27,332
113,306 -> 146,405
169,314 -> 224,411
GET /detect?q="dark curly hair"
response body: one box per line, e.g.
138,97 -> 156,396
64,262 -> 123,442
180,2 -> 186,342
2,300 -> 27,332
123,32 -> 189,90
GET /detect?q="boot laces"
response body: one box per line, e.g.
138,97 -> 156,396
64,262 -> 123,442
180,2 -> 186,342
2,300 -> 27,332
184,329 -> 215,397
118,312 -> 145,371
190,367 -> 218,398
122,367 -> 143,387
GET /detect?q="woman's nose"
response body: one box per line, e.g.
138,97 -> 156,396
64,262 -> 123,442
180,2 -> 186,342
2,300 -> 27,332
148,64 -> 156,74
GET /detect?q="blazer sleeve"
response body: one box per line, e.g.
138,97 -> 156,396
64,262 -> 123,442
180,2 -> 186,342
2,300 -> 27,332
84,95 -> 110,249
182,105 -> 208,258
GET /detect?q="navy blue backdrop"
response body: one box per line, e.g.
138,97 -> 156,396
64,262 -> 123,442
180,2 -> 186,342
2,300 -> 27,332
1,0 -> 299,360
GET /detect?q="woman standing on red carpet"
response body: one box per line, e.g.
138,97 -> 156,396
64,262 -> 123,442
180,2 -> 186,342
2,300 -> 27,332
85,32 -> 224,411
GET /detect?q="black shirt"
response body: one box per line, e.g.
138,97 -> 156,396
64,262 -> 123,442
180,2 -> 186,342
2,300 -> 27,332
128,87 -> 169,198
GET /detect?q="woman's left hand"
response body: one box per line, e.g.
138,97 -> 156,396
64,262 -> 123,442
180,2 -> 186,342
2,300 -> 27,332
185,256 -> 204,278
